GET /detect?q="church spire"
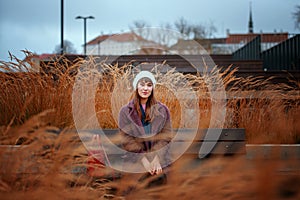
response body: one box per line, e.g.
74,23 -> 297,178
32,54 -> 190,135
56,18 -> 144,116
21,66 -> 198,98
248,1 -> 254,33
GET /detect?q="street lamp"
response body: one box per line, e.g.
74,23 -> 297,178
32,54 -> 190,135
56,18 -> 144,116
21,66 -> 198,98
60,0 -> 64,55
76,16 -> 95,55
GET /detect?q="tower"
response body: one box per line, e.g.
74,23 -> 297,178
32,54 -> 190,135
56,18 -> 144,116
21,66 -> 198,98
248,1 -> 254,33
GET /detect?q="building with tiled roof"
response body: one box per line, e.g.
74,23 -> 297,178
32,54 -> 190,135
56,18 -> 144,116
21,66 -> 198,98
169,38 -> 227,55
169,39 -> 209,55
226,33 -> 288,44
211,4 -> 290,54
86,32 -> 164,55
86,34 -> 111,46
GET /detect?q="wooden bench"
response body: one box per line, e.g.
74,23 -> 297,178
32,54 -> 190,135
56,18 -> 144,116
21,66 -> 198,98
0,129 -> 246,176
97,128 -> 246,159
173,128 -> 246,159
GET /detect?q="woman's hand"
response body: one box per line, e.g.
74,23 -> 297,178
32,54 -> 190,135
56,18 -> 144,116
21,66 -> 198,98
152,155 -> 162,175
141,157 -> 154,175
141,155 -> 162,175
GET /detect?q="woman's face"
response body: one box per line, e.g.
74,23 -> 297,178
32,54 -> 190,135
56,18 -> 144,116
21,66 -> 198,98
137,79 -> 153,100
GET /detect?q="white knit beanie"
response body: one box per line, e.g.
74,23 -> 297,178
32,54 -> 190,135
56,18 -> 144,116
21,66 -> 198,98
132,71 -> 156,90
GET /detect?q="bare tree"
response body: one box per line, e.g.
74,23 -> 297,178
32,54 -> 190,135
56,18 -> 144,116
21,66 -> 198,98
157,22 -> 176,45
127,18 -> 217,50
174,17 -> 217,39
206,20 -> 217,38
292,5 -> 300,30
191,24 -> 206,39
53,40 -> 77,54
174,17 -> 192,38
159,22 -> 173,32
191,20 -> 217,39
129,20 -> 151,37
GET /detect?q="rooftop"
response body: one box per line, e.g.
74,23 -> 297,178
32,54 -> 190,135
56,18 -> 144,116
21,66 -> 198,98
86,32 -> 147,45
226,33 -> 289,44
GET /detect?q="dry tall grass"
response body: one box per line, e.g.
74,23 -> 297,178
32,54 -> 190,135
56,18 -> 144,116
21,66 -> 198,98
0,53 -> 78,128
0,54 -> 300,199
1,54 -> 299,140
1,55 -> 299,143
1,113 -> 300,199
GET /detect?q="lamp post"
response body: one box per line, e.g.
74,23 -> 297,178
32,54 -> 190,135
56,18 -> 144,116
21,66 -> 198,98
76,16 -> 95,55
60,0 -> 64,54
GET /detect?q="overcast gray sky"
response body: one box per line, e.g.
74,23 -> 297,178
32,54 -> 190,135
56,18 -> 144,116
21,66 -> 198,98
0,0 -> 299,62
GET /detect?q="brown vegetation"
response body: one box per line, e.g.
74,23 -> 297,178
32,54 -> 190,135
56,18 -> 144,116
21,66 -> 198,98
0,54 -> 299,199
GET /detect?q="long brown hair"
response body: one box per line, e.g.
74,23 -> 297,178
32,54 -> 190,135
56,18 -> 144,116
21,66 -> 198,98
133,77 -> 157,122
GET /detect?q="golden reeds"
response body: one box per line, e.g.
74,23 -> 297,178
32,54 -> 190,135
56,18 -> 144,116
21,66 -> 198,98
0,54 -> 300,199
1,54 -> 299,141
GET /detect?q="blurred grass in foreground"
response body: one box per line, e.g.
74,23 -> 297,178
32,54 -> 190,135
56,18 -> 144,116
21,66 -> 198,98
0,53 -> 299,199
